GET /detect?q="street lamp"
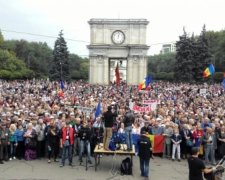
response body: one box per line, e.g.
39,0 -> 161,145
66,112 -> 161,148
59,62 -> 63,81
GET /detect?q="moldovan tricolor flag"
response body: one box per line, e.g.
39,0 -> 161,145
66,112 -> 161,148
58,80 -> 64,98
203,64 -> 215,78
148,135 -> 165,153
138,75 -> 153,90
115,63 -> 120,85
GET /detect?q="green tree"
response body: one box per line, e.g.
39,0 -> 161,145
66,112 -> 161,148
0,49 -> 33,79
2,40 -> 53,78
50,30 -> 70,81
206,30 -> 225,72
194,25 -> 212,81
0,30 -> 4,47
148,53 -> 176,74
174,28 -> 194,82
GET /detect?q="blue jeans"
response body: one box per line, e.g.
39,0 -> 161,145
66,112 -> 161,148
125,126 -> 133,150
204,144 -> 215,164
61,145 -> 73,165
140,158 -> 150,177
79,140 -> 91,161
10,142 -> 17,158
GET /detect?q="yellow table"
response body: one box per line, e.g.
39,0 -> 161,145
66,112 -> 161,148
94,143 -> 135,171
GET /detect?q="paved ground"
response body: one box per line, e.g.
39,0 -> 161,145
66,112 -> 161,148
0,155 -> 190,180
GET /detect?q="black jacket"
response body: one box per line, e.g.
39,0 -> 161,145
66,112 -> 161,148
103,110 -> 117,128
123,111 -> 135,127
138,135 -> 152,160
79,125 -> 91,141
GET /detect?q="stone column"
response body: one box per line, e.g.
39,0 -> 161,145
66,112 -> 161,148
89,55 -> 109,85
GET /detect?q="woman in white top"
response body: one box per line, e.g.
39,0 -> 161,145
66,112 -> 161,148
118,123 -> 125,134
132,122 -> 141,135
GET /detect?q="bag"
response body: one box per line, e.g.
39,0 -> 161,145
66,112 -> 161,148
26,138 -> 37,150
25,149 -> 36,160
120,157 -> 132,175
186,139 -> 193,147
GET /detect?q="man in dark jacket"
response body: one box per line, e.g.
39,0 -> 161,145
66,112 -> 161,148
138,130 -> 152,180
102,106 -> 117,150
124,107 -> 135,151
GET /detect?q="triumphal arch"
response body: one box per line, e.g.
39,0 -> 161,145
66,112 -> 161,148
87,19 -> 149,85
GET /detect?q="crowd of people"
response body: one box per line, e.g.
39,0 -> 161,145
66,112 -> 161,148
0,80 -> 224,173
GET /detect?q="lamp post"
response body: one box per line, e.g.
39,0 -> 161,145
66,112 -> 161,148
212,55 -> 215,67
59,62 -> 63,81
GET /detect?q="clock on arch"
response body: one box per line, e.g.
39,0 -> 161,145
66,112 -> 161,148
111,30 -> 125,45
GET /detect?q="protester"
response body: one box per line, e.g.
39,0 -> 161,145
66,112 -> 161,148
171,128 -> 182,161
163,122 -> 173,159
123,106 -> 135,151
35,119 -> 46,159
15,124 -> 25,160
202,127 -> 216,165
0,79 -> 224,175
60,121 -> 74,167
102,106 -> 117,151
24,123 -> 37,160
0,124 -> 9,163
78,120 -> 92,164
9,123 -> 17,160
218,126 -> 225,157
188,147 -> 214,180
138,129 -> 152,180
47,120 -> 60,163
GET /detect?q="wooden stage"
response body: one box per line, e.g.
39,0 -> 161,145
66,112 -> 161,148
94,143 -> 135,171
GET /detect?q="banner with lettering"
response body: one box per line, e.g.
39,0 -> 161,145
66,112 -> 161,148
132,105 -> 151,112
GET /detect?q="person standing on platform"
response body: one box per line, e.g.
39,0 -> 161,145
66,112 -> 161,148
102,106 -> 117,151
138,130 -> 152,180
123,106 -> 135,151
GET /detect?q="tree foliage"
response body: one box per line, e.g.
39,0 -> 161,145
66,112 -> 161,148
50,30 -> 70,81
0,49 -> 33,79
206,30 -> 225,73
174,26 -> 212,82
174,28 -> 194,81
2,40 -> 52,78
148,53 -> 176,74
69,54 -> 89,80
193,25 -> 212,81
0,30 -> 4,46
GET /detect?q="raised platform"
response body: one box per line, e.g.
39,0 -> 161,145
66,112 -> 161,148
94,143 -> 135,171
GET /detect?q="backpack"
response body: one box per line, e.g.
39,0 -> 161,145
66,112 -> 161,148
120,157 -> 132,175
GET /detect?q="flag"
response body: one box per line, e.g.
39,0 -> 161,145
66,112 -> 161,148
115,63 -> 120,85
203,64 -> 215,78
58,81 -> 64,98
60,80 -> 64,90
148,135 -> 165,153
222,79 -> 225,89
138,75 -> 153,90
95,101 -> 101,118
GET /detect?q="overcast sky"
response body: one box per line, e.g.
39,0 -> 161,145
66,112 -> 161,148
0,0 -> 225,57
